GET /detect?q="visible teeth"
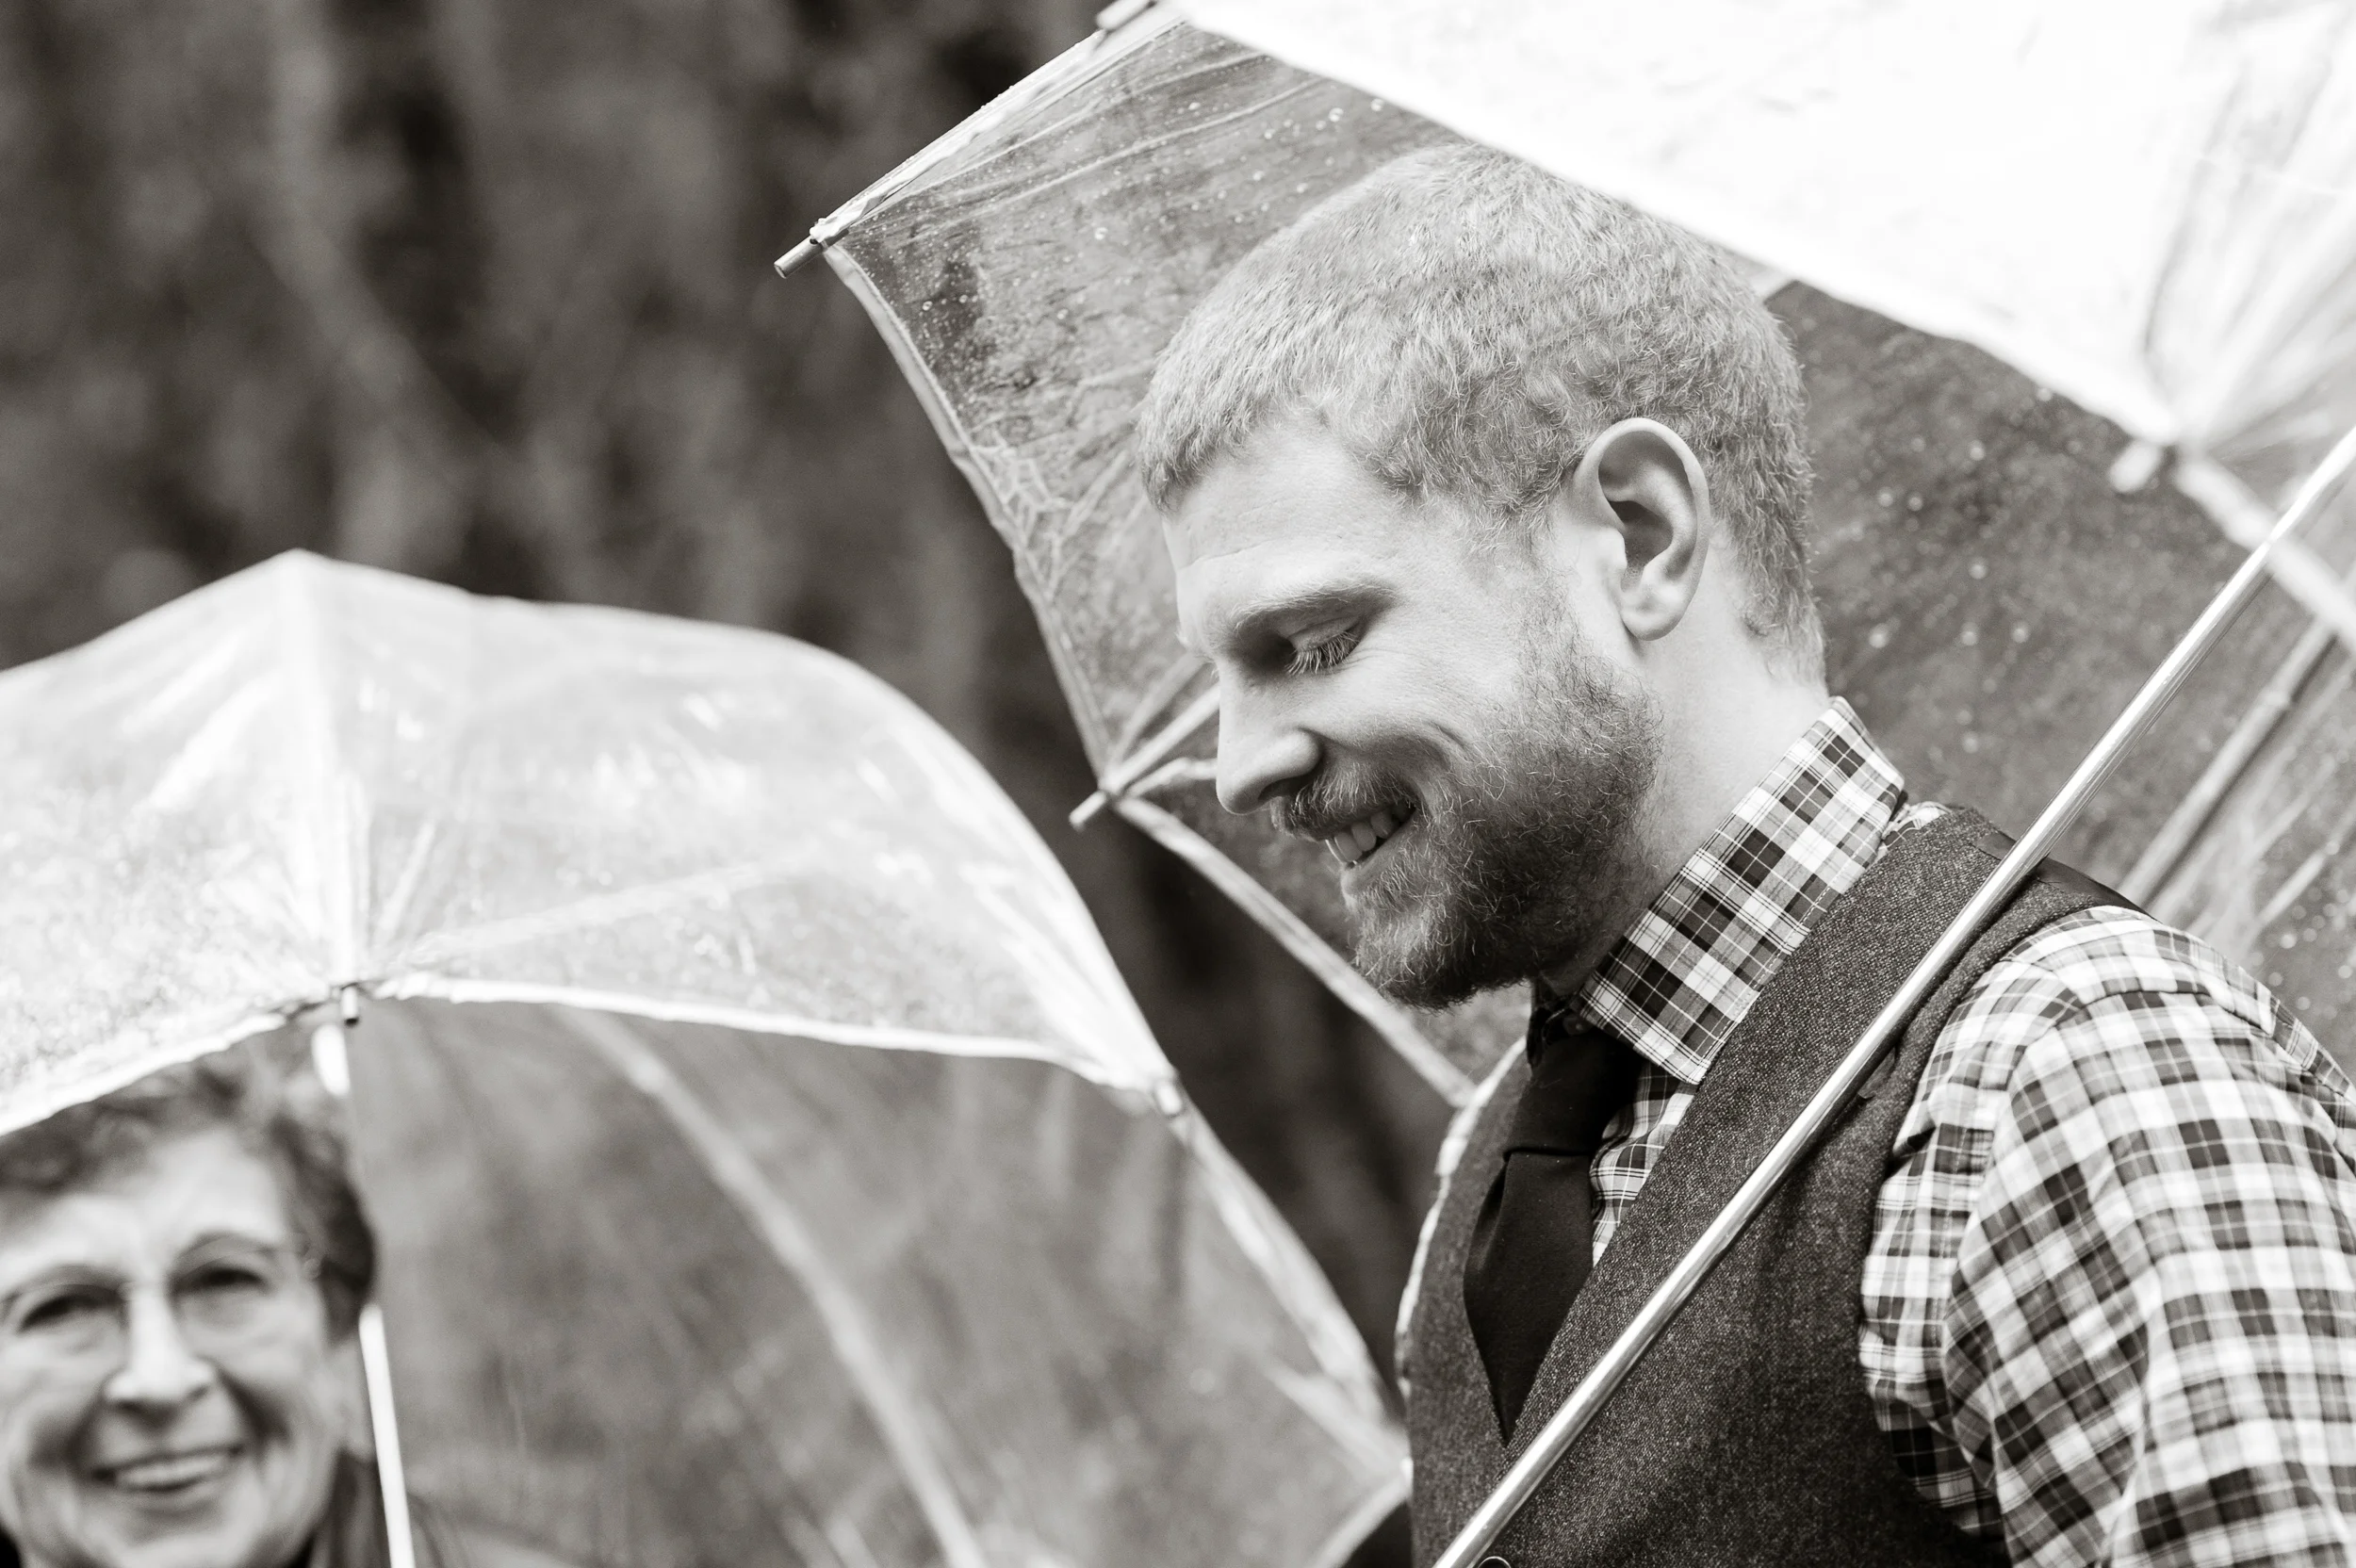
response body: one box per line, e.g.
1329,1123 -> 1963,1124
106,1450 -> 234,1491
1323,808 -> 1414,870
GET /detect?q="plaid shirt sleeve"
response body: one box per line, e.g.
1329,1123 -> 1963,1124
1930,909 -> 2356,1568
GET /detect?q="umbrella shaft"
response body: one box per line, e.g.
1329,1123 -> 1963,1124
1432,423 -> 2356,1568
312,1022 -> 420,1568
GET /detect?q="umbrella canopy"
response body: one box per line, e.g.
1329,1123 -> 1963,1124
782,3 -> 2356,1097
1181,0 -> 2356,493
0,551 -> 1405,1568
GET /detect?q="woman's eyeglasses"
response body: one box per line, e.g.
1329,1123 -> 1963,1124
0,1240 -> 321,1372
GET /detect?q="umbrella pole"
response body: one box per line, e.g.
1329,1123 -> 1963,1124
1430,422 -> 2356,1568
310,1018 -> 422,1568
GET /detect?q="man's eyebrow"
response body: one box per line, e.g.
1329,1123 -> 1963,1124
1212,581 -> 1383,648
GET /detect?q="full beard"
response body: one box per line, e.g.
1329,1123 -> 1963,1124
1275,636 -> 1663,1008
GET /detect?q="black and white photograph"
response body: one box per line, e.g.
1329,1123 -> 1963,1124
5,2 -> 2356,1565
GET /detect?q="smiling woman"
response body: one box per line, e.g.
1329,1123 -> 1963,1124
0,1047 -> 573,1568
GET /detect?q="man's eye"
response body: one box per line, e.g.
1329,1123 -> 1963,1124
1286,629 -> 1359,676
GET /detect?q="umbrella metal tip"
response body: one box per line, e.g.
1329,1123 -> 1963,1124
775,237 -> 821,277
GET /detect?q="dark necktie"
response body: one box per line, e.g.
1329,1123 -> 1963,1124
1462,1018 -> 1642,1440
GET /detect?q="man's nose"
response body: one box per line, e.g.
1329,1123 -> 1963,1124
103,1291 -> 217,1413
1216,690 -> 1319,814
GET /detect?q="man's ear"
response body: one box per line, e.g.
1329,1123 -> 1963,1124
1563,418 -> 1712,643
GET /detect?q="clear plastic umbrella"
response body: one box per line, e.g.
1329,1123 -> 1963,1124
774,4 -> 2356,1559
0,550 -> 1406,1568
777,0 -> 2356,1102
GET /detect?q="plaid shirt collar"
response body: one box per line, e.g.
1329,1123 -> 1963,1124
1552,698 -> 1906,1086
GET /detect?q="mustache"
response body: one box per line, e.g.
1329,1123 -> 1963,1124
1268,763 -> 1418,842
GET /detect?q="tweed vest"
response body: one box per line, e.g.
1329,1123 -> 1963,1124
1404,808 -> 2123,1567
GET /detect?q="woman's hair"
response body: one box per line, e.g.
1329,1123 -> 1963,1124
0,1038 -> 376,1338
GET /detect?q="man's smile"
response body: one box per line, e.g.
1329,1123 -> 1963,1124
1324,804 -> 1416,869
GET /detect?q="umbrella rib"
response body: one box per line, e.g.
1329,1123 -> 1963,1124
925,69 -> 1340,216
390,979 -> 1155,1093
1109,653 -> 1216,764
777,8 -> 1183,272
825,253 -> 1121,762
278,556 -> 363,987
1110,795 -> 1477,1104
2123,458 -> 2356,902
559,1008 -> 992,1568
1070,682 -> 1219,828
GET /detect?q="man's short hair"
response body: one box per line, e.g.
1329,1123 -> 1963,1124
1136,144 -> 1821,666
0,1039 -> 376,1338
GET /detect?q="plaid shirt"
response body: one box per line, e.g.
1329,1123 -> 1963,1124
1542,700 -> 2356,1566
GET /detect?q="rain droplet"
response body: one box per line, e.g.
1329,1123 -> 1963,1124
1327,106 -> 1345,122
1370,98 -> 1385,110
1968,560 -> 1988,580
2011,624 -> 2030,643
1959,625 -> 1980,646
1961,733 -> 1980,753
1969,441 -> 1987,462
1906,494 -> 1924,512
2282,932 -> 2301,949
1867,624 -> 1891,649
2035,386 -> 2053,402
1876,488 -> 1894,507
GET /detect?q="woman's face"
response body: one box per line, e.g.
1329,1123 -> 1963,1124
0,1127 -> 351,1568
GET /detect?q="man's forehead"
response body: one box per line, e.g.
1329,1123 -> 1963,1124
1171,531 -> 1398,653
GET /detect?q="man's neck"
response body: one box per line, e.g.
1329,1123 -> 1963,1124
1538,662 -> 1833,994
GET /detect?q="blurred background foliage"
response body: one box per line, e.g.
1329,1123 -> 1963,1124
0,0 -> 1451,1422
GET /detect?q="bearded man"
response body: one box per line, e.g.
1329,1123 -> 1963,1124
1137,144 -> 2356,1568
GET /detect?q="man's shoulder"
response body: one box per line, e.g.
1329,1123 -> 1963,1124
1983,901 -> 2285,1031
1932,899 -> 2348,1111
